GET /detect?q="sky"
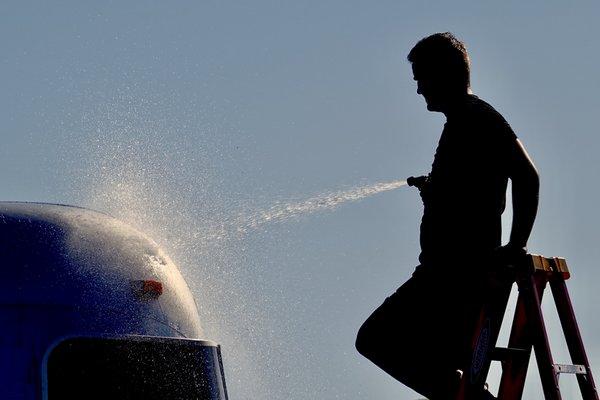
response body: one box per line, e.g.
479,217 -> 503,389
2,1 -> 599,399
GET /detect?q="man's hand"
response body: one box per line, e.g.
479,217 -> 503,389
493,243 -> 527,266
407,175 -> 428,191
407,175 -> 430,204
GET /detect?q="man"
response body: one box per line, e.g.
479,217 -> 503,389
355,33 -> 539,399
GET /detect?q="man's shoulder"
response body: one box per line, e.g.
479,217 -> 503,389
465,95 -> 505,121
464,95 -> 516,138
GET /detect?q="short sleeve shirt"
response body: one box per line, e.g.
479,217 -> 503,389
419,94 -> 518,265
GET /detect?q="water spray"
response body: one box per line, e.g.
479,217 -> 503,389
64,96 -> 417,399
194,178 -> 409,248
233,179 -> 407,233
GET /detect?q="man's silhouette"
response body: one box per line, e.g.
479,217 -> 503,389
355,33 -> 539,399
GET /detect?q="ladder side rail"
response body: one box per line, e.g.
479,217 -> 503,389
455,280 -> 513,400
476,281 -> 514,393
522,271 -> 562,400
497,283 -> 538,400
549,277 -> 599,400
454,307 -> 490,400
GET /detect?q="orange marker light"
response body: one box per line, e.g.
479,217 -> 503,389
130,280 -> 163,300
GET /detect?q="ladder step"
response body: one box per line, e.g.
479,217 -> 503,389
490,347 -> 530,361
553,364 -> 587,375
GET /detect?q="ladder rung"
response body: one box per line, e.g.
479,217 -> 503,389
553,363 -> 587,375
490,347 -> 530,361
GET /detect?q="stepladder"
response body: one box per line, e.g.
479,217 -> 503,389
454,254 -> 599,400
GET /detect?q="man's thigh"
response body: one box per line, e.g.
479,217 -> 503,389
365,271 -> 483,358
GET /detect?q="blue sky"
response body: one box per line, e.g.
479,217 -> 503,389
2,1 -> 599,398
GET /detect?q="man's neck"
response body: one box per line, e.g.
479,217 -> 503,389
442,91 -> 473,118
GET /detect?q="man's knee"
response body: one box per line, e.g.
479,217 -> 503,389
356,316 -> 388,359
355,319 -> 373,357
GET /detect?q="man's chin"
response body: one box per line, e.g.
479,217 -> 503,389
426,102 -> 442,112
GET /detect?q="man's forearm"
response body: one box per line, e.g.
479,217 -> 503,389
509,173 -> 539,248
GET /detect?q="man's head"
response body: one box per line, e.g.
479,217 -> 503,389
407,32 -> 471,112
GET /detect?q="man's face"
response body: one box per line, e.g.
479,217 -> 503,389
412,63 -> 446,112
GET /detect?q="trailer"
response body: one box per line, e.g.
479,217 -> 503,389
0,202 -> 228,399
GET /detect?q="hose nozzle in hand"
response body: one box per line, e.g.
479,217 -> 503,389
407,175 -> 428,191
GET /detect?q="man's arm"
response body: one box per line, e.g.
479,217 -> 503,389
507,138 -> 540,251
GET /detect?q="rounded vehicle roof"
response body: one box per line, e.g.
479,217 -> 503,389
0,202 -> 203,338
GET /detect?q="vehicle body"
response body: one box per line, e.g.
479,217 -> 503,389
0,202 -> 228,399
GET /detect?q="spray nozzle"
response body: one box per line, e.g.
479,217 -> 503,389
407,175 -> 428,190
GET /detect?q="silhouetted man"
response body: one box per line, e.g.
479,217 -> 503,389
355,33 -> 539,399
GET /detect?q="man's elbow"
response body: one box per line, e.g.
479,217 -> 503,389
526,166 -> 540,190
512,165 -> 539,192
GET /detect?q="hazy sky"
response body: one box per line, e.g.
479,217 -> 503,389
2,1 -> 599,399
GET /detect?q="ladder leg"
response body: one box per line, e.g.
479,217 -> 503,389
497,280 -> 542,399
550,278 -> 599,400
456,281 -> 513,400
455,282 -> 511,400
523,272 -> 562,400
476,283 -> 514,385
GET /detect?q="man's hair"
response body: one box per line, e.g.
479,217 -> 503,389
407,32 -> 470,90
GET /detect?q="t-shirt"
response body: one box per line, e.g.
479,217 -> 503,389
418,94 -> 518,266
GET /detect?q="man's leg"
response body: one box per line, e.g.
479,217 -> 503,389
355,269 -> 468,399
